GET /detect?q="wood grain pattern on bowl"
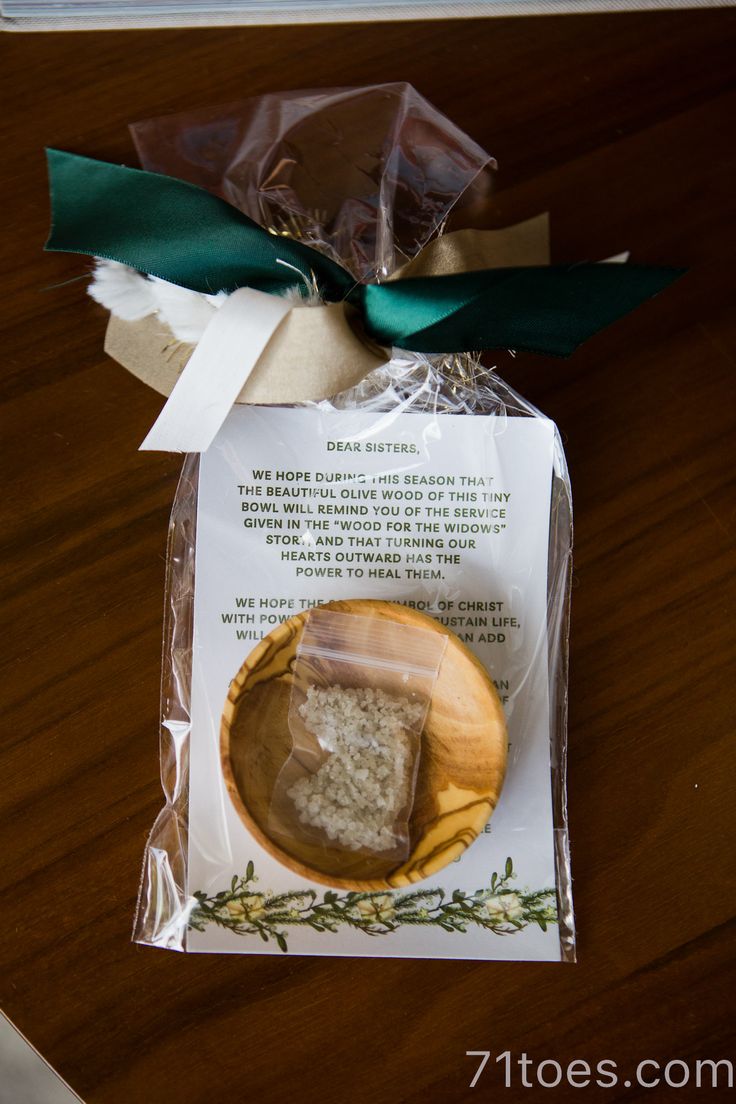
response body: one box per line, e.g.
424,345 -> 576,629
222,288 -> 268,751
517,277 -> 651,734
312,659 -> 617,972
221,598 -> 508,890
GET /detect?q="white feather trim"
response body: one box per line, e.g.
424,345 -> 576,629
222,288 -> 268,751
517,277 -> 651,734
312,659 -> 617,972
278,284 -> 324,307
88,259 -> 225,342
88,259 -> 158,320
204,290 -> 229,309
89,259 -> 319,345
148,277 -> 219,344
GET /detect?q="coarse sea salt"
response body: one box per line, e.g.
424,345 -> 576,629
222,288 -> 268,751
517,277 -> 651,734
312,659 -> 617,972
287,684 -> 423,852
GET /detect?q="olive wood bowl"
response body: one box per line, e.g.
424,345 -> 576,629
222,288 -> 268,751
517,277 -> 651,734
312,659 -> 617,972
221,598 -> 507,891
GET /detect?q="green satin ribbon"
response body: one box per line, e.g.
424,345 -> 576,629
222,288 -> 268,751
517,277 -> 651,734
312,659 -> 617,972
45,149 -> 683,358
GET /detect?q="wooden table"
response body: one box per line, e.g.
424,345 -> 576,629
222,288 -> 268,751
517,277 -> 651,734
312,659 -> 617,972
2,10 -> 735,1102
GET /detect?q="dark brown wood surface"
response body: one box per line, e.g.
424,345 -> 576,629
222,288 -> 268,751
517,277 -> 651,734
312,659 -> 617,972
2,10 -> 735,1103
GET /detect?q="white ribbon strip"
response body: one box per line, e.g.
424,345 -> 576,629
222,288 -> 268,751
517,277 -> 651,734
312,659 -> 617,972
139,286 -> 292,453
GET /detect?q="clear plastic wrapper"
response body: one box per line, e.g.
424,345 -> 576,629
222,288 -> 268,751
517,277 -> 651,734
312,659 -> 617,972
129,83 -> 493,282
132,85 -> 575,961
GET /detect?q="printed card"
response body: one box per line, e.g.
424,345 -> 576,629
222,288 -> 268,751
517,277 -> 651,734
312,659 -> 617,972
187,406 -> 561,960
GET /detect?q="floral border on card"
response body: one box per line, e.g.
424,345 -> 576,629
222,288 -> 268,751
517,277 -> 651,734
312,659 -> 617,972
189,858 -> 557,952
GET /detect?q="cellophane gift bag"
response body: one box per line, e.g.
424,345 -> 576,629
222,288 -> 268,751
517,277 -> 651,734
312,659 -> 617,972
128,84 -> 575,961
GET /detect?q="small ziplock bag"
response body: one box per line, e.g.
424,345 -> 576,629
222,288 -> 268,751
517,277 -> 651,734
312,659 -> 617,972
269,608 -> 447,863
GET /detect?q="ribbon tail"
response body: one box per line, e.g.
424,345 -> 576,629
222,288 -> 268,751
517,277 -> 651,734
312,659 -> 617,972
360,265 -> 685,357
45,149 -> 353,300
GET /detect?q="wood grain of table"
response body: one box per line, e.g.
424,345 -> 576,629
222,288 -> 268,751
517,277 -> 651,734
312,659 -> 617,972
1,11 -> 735,1103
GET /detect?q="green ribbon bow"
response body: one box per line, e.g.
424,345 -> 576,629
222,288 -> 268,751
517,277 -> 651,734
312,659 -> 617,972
45,148 -> 682,358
